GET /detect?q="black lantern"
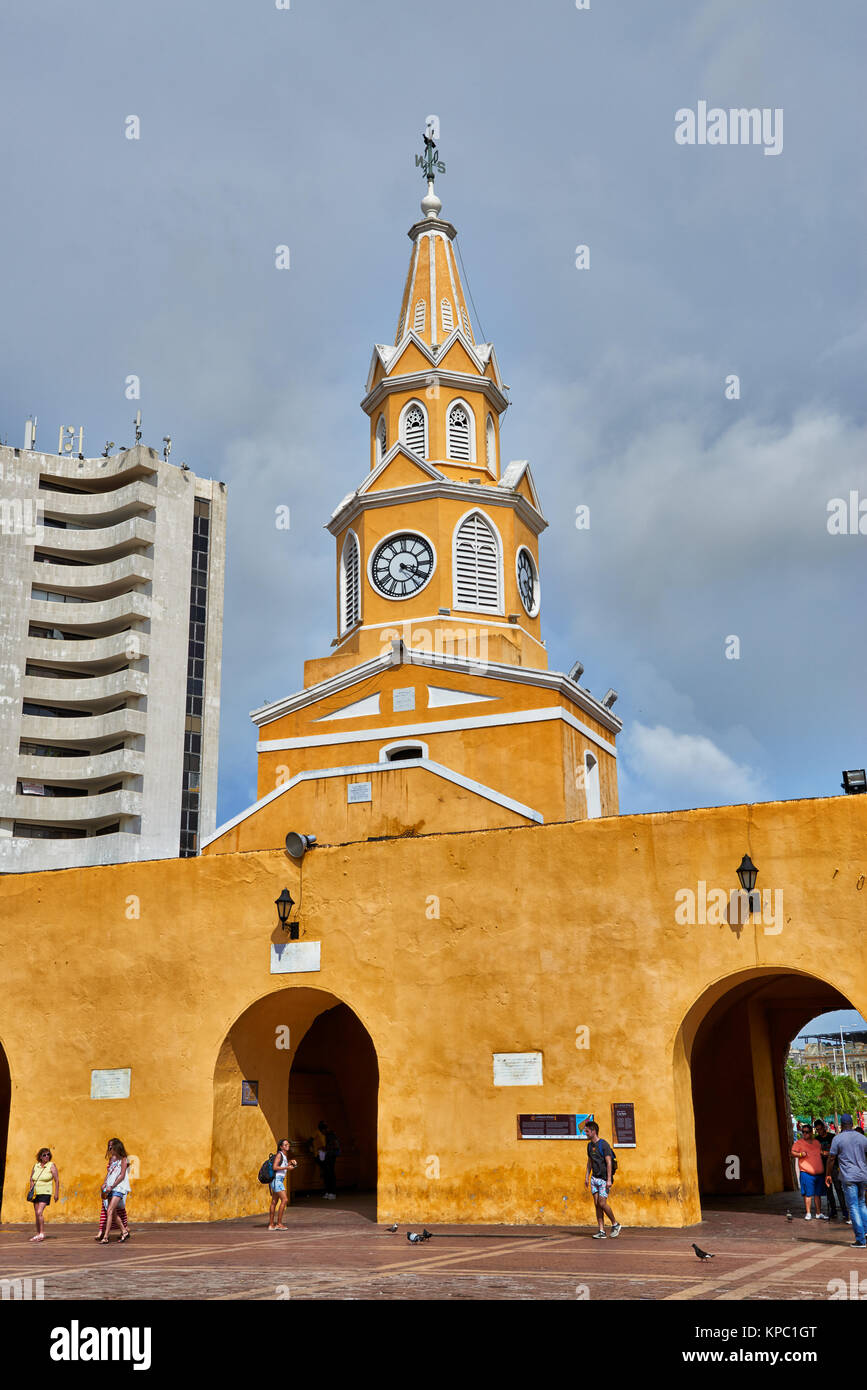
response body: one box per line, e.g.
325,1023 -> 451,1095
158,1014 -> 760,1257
275,888 -> 298,938
736,854 -> 759,915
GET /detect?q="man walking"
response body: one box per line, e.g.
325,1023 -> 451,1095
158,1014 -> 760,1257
815,1120 -> 848,1223
583,1119 -> 622,1239
827,1115 -> 867,1248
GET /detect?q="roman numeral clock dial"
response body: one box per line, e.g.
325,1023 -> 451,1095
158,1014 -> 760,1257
370,532 -> 435,599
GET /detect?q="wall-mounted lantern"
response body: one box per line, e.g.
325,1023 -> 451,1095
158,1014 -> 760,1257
736,854 -> 759,914
275,888 -> 299,939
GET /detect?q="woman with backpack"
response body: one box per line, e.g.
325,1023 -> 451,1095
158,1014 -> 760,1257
268,1138 -> 297,1231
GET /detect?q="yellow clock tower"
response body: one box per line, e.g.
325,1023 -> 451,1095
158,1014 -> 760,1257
203,137 -> 621,856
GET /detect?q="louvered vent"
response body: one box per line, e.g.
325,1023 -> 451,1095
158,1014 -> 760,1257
454,513 -> 501,613
403,404 -> 426,456
441,298 -> 454,332
448,404 -> 472,461
461,307 -> 472,339
413,300 -> 426,333
376,416 -> 387,464
340,533 -> 360,632
486,415 -> 496,471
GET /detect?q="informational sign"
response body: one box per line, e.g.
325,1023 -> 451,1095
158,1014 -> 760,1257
493,1052 -> 543,1086
392,687 -> 415,712
612,1102 -> 637,1146
90,1068 -> 131,1100
347,781 -> 372,803
20,782 -> 45,796
241,1080 -> 259,1107
270,941 -> 321,974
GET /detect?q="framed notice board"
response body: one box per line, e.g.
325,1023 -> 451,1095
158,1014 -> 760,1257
611,1102 -> 636,1146
517,1113 -> 594,1139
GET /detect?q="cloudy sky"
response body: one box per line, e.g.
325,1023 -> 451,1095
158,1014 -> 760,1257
2,0 -> 864,832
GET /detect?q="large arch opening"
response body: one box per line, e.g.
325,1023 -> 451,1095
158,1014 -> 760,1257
0,1041 -> 10,1219
674,968 -> 861,1210
210,988 -> 378,1222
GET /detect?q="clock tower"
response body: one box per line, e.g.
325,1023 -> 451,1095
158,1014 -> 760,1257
205,132 -> 622,855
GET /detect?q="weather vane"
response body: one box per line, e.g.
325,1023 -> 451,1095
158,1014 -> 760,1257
416,117 -> 445,181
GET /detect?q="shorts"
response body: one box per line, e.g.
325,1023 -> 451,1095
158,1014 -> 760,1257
270,1173 -> 286,1195
33,1194 -> 51,1206
590,1177 -> 609,1199
800,1172 -> 825,1197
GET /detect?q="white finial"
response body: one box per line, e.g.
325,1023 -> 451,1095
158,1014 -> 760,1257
421,178 -> 442,220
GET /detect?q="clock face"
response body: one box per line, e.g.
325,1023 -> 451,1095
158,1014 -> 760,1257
516,547 -> 539,616
370,532 -> 435,599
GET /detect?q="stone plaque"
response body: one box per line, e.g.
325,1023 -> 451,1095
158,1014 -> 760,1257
392,687 -> 415,712
493,1052 -> 543,1086
90,1068 -> 131,1100
347,781 -> 372,803
270,941 -> 321,974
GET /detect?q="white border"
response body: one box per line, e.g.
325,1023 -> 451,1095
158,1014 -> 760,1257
339,529 -> 361,634
515,545 -> 541,618
398,398 -> 429,458
367,527 -> 437,602
379,739 -> 430,761
446,397 -> 477,463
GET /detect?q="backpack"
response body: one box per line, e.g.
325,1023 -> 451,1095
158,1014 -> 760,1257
257,1154 -> 276,1184
590,1139 -> 618,1178
326,1132 -> 341,1157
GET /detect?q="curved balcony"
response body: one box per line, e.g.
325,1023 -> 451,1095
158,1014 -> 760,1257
20,708 -> 147,746
12,787 -> 142,824
26,629 -> 149,671
32,552 -> 152,599
17,748 -> 145,786
37,444 -> 159,491
38,516 -> 155,561
2,832 -> 143,871
30,591 -> 151,633
40,479 -> 156,524
23,667 -> 147,711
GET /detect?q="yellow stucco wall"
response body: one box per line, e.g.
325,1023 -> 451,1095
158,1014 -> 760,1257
1,794 -> 864,1227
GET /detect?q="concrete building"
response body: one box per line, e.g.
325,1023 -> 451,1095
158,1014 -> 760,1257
0,440 -> 225,870
788,1032 -> 867,1088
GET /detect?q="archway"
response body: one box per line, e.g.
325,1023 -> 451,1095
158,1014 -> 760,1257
209,988 -> 378,1221
0,1042 -> 9,1219
674,968 -> 859,1206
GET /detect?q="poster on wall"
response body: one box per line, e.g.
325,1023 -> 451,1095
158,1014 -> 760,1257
612,1102 -> 636,1146
241,1080 -> 259,1106
518,1112 -> 595,1139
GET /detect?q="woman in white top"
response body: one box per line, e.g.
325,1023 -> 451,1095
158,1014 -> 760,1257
268,1138 -> 297,1231
99,1138 -> 132,1244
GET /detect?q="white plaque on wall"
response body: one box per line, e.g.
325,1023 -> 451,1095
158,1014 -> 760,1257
392,687 -> 415,712
270,941 -> 321,974
91,1068 -> 131,1100
493,1052 -> 543,1086
347,781 -> 372,804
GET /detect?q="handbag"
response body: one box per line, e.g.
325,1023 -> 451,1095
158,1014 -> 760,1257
26,1185 -> 35,1203
27,1162 -> 48,1202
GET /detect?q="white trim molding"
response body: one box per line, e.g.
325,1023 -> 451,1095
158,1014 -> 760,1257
201,756 -> 544,849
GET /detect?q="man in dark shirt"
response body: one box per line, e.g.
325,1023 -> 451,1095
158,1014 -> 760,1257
583,1119 -> 622,1239
827,1115 -> 867,1248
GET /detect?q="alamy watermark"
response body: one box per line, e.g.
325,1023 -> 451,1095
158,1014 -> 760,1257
675,102 -> 783,157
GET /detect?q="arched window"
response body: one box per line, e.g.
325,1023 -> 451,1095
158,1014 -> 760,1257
375,415 -> 387,465
441,298 -> 454,333
486,415 -> 496,472
584,752 -> 601,820
400,401 -> 427,457
340,531 -> 360,633
413,300 -> 426,333
379,740 -> 429,763
447,400 -> 474,461
453,510 -> 502,613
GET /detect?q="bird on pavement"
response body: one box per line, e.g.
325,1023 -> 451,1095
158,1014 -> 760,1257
386,1224 -> 398,1233
786,1211 -> 793,1222
407,1231 -> 423,1243
692,1243 -> 714,1260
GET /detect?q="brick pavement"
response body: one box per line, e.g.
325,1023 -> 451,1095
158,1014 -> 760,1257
1,1191 -> 863,1301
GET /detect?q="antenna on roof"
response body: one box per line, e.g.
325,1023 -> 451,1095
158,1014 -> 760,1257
58,425 -> 83,456
134,410 -> 142,444
24,416 -> 37,451
162,436 -> 172,460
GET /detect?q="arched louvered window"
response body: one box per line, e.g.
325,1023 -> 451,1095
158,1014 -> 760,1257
447,401 -> 474,461
413,300 -> 426,333
400,401 -> 427,457
441,298 -> 454,333
486,415 -> 496,472
375,415 -> 387,465
453,511 -> 502,614
461,307 -> 471,338
340,531 -> 361,633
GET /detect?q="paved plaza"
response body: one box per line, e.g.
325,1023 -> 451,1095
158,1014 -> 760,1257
1,1192 -> 862,1302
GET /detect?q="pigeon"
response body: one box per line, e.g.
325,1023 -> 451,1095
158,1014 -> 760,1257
786,1211 -> 793,1222
407,1231 -> 423,1243
692,1243 -> 714,1260
422,1228 -> 433,1241
386,1224 -> 398,1233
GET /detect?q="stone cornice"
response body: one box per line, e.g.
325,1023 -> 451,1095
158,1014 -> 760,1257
361,368 -> 509,418
325,479 -> 548,538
